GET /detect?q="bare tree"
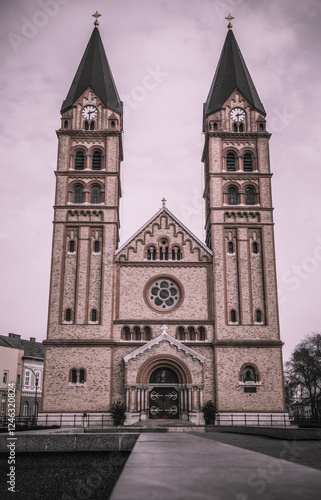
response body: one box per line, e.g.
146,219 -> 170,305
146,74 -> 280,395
285,332 -> 321,417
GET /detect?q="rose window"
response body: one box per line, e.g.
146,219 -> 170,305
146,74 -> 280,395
147,278 -> 181,311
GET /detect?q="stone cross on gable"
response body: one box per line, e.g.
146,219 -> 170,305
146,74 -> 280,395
160,325 -> 168,333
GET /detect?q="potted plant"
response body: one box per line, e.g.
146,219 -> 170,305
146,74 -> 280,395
202,400 -> 216,425
111,400 -> 127,426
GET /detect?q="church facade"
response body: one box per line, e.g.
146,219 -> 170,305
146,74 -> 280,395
42,17 -> 287,425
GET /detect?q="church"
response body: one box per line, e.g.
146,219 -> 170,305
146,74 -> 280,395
42,13 -> 287,425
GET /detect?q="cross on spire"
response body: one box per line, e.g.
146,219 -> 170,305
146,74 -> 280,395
161,197 -> 167,208
225,13 -> 234,30
92,11 -> 101,27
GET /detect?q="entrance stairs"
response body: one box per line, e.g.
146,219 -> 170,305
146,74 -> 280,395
131,419 -> 206,432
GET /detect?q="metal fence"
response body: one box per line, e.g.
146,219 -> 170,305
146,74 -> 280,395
215,413 -> 321,428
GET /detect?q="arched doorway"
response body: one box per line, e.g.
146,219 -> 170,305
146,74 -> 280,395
149,367 -> 179,419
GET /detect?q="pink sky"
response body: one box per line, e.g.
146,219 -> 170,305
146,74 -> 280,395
0,0 -> 320,361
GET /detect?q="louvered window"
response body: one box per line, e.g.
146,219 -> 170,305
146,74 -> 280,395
226,152 -> 236,171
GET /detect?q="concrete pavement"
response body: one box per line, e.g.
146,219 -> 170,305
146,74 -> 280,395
110,432 -> 321,500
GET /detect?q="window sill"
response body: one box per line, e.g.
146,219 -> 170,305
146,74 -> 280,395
254,322 -> 264,325
238,382 -> 261,386
88,321 -> 99,325
228,322 -> 239,325
227,253 -> 236,256
67,252 -> 76,255
92,252 -> 101,255
69,383 -> 86,387
63,321 -> 73,325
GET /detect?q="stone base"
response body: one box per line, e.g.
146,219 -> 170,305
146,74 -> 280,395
216,412 -> 290,426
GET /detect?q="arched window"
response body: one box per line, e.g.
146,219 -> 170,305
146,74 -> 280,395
245,186 -> 255,205
144,327 -> 151,341
79,369 -> 85,384
226,152 -> 236,171
253,242 -> 258,254
111,120 -> 116,129
228,242 -> 234,254
23,401 -> 29,417
71,369 -> 77,384
228,187 -> 238,205
178,327 -> 185,341
259,123 -> 265,131
90,121 -> 95,130
85,121 -> 89,130
94,240 -> 100,253
239,123 -> 244,132
243,153 -> 253,172
198,327 -> 206,341
147,246 -> 156,260
213,122 -> 218,131
122,326 -> 131,341
66,309 -> 72,322
233,123 -> 238,132
159,239 -> 169,261
75,150 -> 85,170
134,327 -> 141,341
91,185 -> 101,204
69,240 -> 75,253
91,309 -> 97,322
256,309 -> 262,323
64,120 -> 68,129
172,247 -> 181,260
73,184 -> 84,204
230,309 -> 236,323
188,327 -> 195,341
92,150 -> 102,170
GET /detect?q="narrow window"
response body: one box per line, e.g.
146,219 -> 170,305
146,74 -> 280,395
243,153 -> 253,172
147,246 -> 156,260
73,184 -> 84,204
91,309 -> 97,322
3,372 -> 8,384
90,121 -> 95,130
245,186 -> 255,205
160,239 -> 168,260
231,310 -> 236,323
122,326 -> 131,340
85,121 -> 89,130
66,309 -> 72,322
178,327 -> 185,341
64,120 -> 68,129
91,185 -> 101,204
239,123 -> 244,132
111,120 -> 115,129
228,242 -> 234,254
228,187 -> 238,205
71,369 -> 77,384
23,401 -> 29,417
253,242 -> 258,254
79,370 -> 85,384
92,150 -> 102,170
188,327 -> 195,341
69,240 -> 75,253
260,123 -> 265,131
25,371 -> 30,386
144,327 -> 151,341
233,123 -> 238,132
213,122 -> 218,131
256,310 -> 262,323
226,152 -> 236,171
75,150 -> 85,170
243,366 -> 256,382
172,247 -> 181,260
134,327 -> 141,341
199,327 -> 206,341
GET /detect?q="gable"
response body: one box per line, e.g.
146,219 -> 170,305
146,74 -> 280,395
116,208 -> 212,262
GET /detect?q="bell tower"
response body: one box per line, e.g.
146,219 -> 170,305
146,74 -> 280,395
202,16 -> 286,418
43,14 -> 123,414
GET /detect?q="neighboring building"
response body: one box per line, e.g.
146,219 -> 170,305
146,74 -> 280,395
0,334 -> 44,419
42,16 -> 287,425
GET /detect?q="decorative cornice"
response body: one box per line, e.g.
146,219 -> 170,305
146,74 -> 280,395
214,340 -> 283,347
123,328 -> 205,365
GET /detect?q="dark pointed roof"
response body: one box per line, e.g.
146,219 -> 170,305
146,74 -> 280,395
204,29 -> 265,116
61,27 -> 122,114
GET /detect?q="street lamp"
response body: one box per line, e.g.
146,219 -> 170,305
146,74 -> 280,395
18,364 -> 39,423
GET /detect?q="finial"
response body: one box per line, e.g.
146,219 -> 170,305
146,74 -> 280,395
161,197 -> 167,209
92,11 -> 101,27
225,13 -> 234,30
160,325 -> 168,334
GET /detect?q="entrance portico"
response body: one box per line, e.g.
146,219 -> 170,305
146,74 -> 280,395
123,328 -> 205,425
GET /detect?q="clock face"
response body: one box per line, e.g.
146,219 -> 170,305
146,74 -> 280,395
230,108 -> 246,122
82,105 -> 98,120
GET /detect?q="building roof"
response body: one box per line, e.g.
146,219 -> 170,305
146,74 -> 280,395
204,29 -> 265,116
0,335 -> 44,360
61,27 -> 122,115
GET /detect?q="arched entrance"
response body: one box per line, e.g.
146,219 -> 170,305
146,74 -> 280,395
149,367 -> 179,419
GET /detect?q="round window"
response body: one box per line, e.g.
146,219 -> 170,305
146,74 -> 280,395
146,278 -> 181,312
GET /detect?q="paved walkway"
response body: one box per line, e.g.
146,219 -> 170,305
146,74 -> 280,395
110,432 -> 321,500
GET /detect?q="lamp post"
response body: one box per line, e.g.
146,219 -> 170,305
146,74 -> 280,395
18,364 -> 39,423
